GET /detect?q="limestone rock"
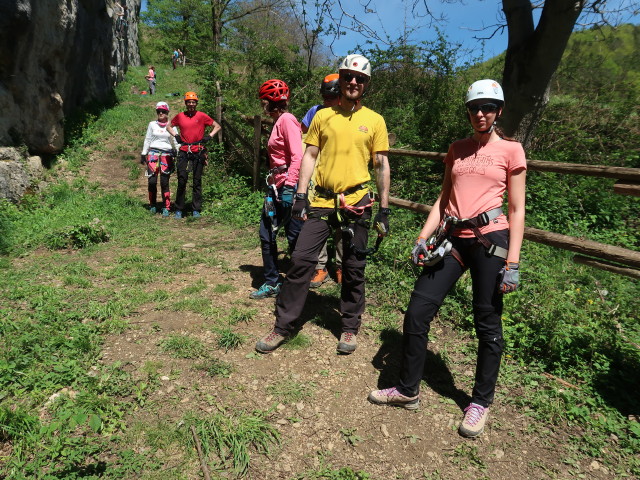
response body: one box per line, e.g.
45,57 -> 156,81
0,0 -> 141,155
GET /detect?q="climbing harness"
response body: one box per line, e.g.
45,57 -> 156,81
419,207 -> 507,266
314,185 -> 383,259
177,139 -> 208,172
144,149 -> 174,177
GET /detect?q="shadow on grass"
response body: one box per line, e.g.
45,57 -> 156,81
371,327 -> 470,410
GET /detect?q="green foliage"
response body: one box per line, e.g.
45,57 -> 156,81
196,357 -> 234,377
43,218 -> 110,250
186,409 -> 280,475
267,376 -> 315,403
215,327 -> 245,351
291,454 -> 372,480
159,334 -> 207,359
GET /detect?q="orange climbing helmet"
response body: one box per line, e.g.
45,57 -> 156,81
184,91 -> 199,102
320,73 -> 340,97
258,79 -> 289,102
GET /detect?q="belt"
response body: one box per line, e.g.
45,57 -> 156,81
314,184 -> 367,199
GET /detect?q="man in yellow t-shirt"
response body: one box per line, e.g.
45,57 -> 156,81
256,54 -> 391,355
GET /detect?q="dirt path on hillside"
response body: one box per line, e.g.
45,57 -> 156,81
79,149 -> 612,479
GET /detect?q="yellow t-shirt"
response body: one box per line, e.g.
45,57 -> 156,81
305,106 -> 389,208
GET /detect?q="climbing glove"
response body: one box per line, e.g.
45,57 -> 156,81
411,237 -> 429,266
140,154 -> 146,165
498,262 -> 520,294
281,185 -> 295,208
291,193 -> 309,220
174,134 -> 183,144
373,207 -> 391,236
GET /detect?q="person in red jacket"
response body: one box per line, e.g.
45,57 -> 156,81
170,91 -> 221,218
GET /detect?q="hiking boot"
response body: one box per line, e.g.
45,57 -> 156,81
459,403 -> 489,438
368,386 -> 419,410
310,269 -> 328,288
174,210 -> 182,219
162,208 -> 170,217
149,206 -> 157,214
249,283 -> 280,300
192,211 -> 201,218
336,332 -> 357,354
335,268 -> 342,284
255,331 -> 287,353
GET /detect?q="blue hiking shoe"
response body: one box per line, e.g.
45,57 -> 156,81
192,211 -> 201,218
174,210 -> 182,219
149,206 -> 157,214
249,283 -> 280,299
162,208 -> 170,217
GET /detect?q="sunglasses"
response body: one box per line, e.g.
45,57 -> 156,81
341,73 -> 368,84
467,103 -> 499,114
156,109 -> 168,114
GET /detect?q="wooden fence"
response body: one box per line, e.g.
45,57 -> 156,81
222,115 -> 640,279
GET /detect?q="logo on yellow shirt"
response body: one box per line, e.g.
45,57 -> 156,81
358,125 -> 369,133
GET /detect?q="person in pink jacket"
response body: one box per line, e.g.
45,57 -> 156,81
250,79 -> 304,300
369,79 -> 527,439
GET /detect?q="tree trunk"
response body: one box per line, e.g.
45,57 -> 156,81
211,1 -> 224,53
501,0 -> 584,147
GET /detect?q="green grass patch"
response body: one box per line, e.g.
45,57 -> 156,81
159,334 -> 207,359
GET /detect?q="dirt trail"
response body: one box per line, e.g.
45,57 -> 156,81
79,147 -> 611,479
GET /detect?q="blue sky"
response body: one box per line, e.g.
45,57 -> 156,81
140,0 -> 639,63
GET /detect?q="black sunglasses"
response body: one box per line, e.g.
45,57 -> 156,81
341,73 -> 368,84
467,103 -> 499,114
156,109 -> 168,114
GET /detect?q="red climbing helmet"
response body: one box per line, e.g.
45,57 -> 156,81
258,79 -> 289,102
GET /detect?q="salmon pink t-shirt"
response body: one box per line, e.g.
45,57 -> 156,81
444,137 -> 526,237
268,112 -> 303,188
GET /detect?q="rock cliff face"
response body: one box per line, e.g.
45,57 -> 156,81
0,0 -> 140,201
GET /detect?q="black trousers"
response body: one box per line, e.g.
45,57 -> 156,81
175,151 -> 204,212
398,229 -> 509,407
274,196 -> 372,336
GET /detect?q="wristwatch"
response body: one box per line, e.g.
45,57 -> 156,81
294,193 -> 307,200
379,207 -> 391,215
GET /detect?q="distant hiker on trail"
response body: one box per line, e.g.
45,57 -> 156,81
145,66 -> 156,95
301,73 -> 344,288
250,79 -> 304,300
140,102 -> 177,217
255,54 -> 391,355
172,49 -> 179,69
368,79 -> 527,439
170,91 -> 221,219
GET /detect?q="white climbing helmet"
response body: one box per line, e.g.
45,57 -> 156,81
339,54 -> 371,77
465,79 -> 504,105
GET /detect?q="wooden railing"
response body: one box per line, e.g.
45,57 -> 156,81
220,115 -> 640,278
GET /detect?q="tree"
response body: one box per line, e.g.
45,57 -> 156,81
142,0 -> 211,62
210,0 -> 287,53
310,0 -> 638,147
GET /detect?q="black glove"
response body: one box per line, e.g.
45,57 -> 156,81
201,136 -> 212,144
174,134 -> 182,144
373,207 -> 390,236
140,154 -> 146,164
291,193 -> 309,220
281,185 -> 295,208
498,262 -> 520,294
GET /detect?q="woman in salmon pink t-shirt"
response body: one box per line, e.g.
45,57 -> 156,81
249,79 -> 304,300
369,79 -> 527,439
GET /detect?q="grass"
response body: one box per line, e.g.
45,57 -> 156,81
1,56 -> 639,479
159,334 -> 207,359
266,376 -> 315,404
